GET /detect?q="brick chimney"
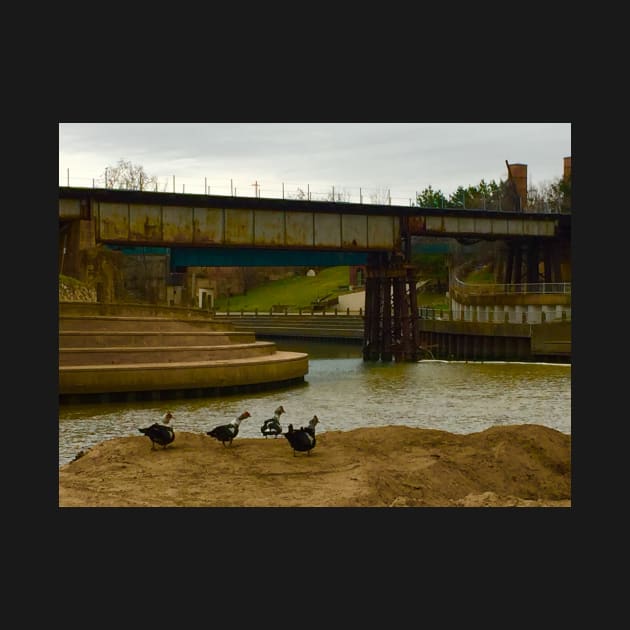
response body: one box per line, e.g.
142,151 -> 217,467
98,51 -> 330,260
563,156 -> 571,180
507,162 -> 528,211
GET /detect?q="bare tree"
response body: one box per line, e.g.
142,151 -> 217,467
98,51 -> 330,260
103,159 -> 159,191
327,187 -> 353,202
527,180 -> 565,212
368,187 -> 391,204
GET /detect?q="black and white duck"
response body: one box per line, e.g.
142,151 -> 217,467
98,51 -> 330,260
207,411 -> 251,447
302,415 -> 319,437
139,411 -> 175,450
260,405 -> 285,438
284,416 -> 319,456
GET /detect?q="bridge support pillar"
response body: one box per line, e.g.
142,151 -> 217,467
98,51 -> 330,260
59,218 -> 96,278
362,248 -> 422,362
501,237 -> 558,286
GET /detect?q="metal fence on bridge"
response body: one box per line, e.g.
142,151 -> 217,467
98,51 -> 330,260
59,172 -> 570,214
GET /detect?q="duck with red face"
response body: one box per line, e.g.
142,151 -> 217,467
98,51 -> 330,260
284,416 -> 319,456
261,405 -> 285,438
139,411 -> 175,450
207,411 -> 251,447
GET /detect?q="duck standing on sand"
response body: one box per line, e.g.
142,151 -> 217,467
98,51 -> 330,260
302,415 -> 319,438
261,405 -> 285,438
207,411 -> 251,447
138,411 -> 175,450
284,415 -> 319,456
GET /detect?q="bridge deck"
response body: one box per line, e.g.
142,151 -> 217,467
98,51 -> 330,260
60,187 -> 568,252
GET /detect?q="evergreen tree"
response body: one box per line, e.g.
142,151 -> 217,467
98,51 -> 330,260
416,185 -> 447,208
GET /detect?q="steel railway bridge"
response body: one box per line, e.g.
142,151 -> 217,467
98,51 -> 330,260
59,186 -> 571,362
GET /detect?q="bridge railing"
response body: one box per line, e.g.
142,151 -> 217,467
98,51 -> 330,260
214,307 -> 365,317
452,277 -> 571,296
59,173 -> 571,213
211,306 -> 571,325
418,306 -> 571,324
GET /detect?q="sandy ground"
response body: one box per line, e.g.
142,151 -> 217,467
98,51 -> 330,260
58,424 -> 571,508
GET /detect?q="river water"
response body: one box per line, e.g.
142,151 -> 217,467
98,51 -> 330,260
58,339 -> 571,467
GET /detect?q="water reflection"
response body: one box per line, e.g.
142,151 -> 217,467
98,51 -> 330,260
59,340 -> 571,467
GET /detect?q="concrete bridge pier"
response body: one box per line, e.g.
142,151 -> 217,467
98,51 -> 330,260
59,217 -> 96,278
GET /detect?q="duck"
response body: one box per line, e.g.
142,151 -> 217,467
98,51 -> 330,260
72,449 -> 86,462
207,411 -> 251,447
284,416 -> 319,456
139,411 -> 175,450
301,415 -> 319,437
261,405 -> 285,438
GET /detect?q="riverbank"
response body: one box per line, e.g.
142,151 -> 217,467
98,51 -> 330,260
58,423 -> 571,507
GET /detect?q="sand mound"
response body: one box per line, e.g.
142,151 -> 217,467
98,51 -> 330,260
58,424 -> 571,507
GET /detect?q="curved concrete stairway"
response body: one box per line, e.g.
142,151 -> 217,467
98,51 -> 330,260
59,302 -> 308,403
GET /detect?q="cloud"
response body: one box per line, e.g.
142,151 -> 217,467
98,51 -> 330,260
59,122 -> 571,197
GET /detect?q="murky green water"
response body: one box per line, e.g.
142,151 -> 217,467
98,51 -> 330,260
58,340 -> 571,467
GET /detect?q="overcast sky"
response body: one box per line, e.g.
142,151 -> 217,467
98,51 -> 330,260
59,123 -> 571,204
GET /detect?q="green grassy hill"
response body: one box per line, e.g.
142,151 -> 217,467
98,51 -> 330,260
215,266 -> 352,311
214,265 -> 450,312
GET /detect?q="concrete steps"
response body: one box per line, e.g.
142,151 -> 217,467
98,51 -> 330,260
214,314 -> 364,340
59,341 -> 277,365
59,315 -> 231,332
59,330 -> 257,348
59,303 -> 309,402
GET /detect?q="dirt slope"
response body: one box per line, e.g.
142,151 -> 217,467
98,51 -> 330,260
58,424 -> 571,508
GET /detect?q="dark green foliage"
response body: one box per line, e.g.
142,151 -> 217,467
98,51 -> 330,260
416,179 -> 508,210
416,174 -> 570,212
416,185 -> 447,208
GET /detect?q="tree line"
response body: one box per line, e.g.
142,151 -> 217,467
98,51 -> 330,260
415,175 -> 570,212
